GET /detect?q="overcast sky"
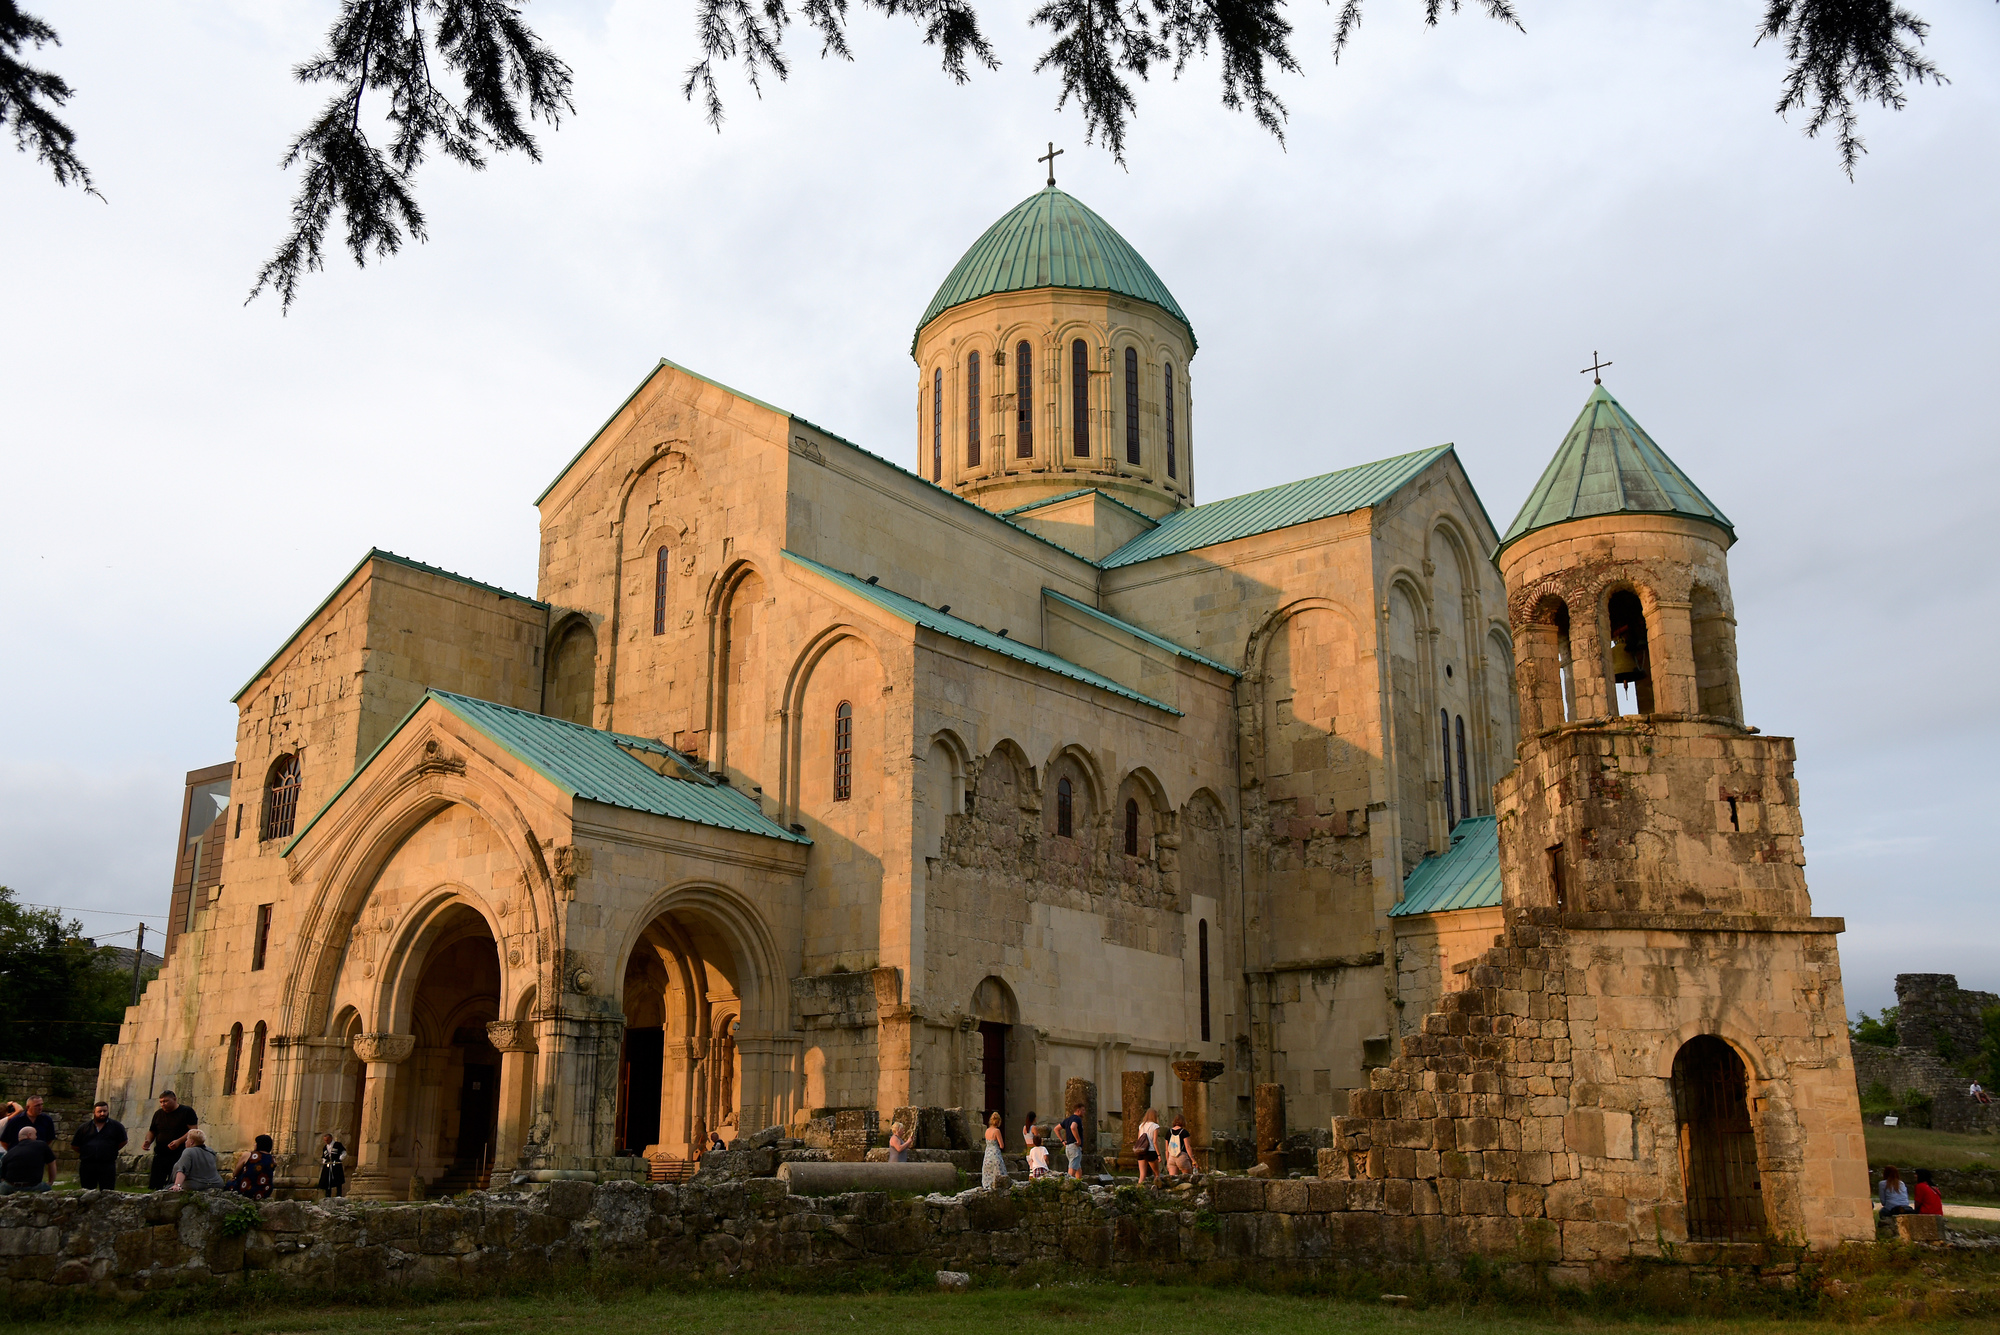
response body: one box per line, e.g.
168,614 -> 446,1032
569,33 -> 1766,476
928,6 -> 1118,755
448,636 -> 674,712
5,0 -> 1995,1015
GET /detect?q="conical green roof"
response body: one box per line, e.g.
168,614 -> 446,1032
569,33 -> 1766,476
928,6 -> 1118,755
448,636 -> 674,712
1498,385 -> 1734,553
914,187 -> 1193,350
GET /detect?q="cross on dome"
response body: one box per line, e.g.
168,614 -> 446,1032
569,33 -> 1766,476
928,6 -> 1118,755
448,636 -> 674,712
1038,142 -> 1064,188
1580,350 -> 1613,385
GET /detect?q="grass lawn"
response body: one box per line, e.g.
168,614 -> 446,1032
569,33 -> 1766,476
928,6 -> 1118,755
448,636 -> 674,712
1864,1124 -> 2000,1199
37,1258 -> 2000,1334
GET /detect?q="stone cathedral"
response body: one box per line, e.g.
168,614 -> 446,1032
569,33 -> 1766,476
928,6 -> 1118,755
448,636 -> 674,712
102,180 -> 1871,1252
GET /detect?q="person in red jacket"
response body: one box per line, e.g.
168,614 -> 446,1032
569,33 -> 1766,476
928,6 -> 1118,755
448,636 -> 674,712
1913,1169 -> 1944,1216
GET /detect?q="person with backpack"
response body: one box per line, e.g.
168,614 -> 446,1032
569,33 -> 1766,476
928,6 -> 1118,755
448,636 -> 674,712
1165,1114 -> 1195,1176
1133,1107 -> 1161,1185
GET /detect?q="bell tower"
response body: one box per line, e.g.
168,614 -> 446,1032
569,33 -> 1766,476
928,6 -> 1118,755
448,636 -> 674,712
1492,383 -> 1789,917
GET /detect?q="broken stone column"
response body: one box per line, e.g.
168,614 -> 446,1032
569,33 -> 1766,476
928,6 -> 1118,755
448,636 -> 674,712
1062,1077 -> 1098,1155
830,1109 -> 876,1162
917,1106 -> 948,1150
1120,1070 -> 1153,1166
1171,1059 -> 1225,1172
1255,1083 -> 1286,1175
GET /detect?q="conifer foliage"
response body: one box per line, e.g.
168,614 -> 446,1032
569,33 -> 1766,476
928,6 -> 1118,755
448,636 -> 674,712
1,0 -> 97,196
248,0 -> 575,310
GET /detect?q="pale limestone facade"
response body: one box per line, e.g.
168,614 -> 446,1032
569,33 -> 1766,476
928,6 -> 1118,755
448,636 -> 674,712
98,189 -> 1862,1250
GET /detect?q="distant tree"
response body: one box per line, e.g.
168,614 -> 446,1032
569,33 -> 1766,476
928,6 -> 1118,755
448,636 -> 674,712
1979,1004 -> 2000,1086
0,886 -> 149,1067
0,0 -> 96,195
1849,1006 -> 1901,1047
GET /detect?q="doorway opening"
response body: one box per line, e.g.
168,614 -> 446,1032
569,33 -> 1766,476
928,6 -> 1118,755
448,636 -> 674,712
1672,1035 -> 1768,1242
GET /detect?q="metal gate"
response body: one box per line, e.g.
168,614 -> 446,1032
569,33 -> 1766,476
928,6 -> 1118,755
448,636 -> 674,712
1672,1035 -> 1768,1242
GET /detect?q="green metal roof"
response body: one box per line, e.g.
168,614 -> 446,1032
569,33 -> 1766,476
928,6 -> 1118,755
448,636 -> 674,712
1101,445 -> 1454,569
285,690 -> 809,855
781,551 -> 1181,715
1042,588 -> 1240,677
914,187 -> 1194,349
1498,385 -> 1734,554
1389,816 -> 1501,917
232,549 -> 545,703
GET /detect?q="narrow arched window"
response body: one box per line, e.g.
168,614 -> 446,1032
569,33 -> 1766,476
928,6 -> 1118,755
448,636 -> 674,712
224,1022 -> 243,1095
653,545 -> 671,635
1070,339 -> 1090,457
245,1021 -> 267,1094
1455,715 -> 1471,819
1124,797 -> 1140,856
1124,347 -> 1140,465
1015,341 -> 1034,457
932,367 -> 943,480
1440,709 -> 1456,829
834,701 -> 853,801
1198,919 -> 1211,1042
966,352 -> 982,468
261,753 -> 301,841
1057,776 -> 1074,837
1164,362 -> 1177,479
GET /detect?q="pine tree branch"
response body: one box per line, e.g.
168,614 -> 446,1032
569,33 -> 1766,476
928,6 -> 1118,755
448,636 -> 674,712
0,1 -> 99,196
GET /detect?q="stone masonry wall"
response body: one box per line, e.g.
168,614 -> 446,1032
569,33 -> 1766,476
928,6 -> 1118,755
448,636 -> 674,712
0,1169 -> 1808,1306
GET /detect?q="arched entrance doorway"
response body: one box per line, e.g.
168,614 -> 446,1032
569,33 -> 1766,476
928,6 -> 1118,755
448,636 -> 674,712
971,976 -> 1019,1135
1672,1035 -> 1767,1242
620,909 -> 748,1157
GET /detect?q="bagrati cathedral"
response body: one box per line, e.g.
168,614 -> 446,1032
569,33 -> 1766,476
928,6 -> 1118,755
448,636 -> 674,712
102,172 -> 1872,1244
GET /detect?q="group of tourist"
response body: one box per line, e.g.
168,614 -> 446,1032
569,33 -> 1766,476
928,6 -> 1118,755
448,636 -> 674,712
0,1090 -> 348,1200
1876,1165 -> 1945,1219
882,1101 -> 1200,1188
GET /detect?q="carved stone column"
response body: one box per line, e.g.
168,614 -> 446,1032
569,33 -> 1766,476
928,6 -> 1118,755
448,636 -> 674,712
486,1021 -> 539,1173
1120,1069 -> 1153,1167
347,1032 -> 415,1199
1171,1059 -> 1225,1171
1255,1082 -> 1287,1174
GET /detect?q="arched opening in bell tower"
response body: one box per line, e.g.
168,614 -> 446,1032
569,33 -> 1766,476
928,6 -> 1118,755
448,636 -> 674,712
1606,589 -> 1654,716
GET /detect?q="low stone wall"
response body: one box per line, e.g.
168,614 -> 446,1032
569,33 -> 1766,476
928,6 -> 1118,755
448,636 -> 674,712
0,1172 -> 1816,1305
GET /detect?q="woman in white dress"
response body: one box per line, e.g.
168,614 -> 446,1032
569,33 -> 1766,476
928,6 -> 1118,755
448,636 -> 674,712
981,1111 -> 1006,1188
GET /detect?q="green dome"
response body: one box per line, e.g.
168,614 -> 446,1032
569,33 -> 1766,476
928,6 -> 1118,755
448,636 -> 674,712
914,187 -> 1194,350
1498,385 -> 1734,554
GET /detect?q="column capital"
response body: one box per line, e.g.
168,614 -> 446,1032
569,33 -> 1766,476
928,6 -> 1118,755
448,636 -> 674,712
1171,1059 -> 1226,1083
352,1032 -> 416,1064
486,1021 -> 539,1053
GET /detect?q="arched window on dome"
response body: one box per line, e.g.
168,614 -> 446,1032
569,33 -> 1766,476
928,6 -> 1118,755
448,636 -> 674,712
1071,339 -> 1090,457
966,352 -> 981,468
1164,363 -> 1177,479
1124,797 -> 1140,856
1124,347 -> 1140,465
932,367 -> 943,480
1015,341 -> 1033,457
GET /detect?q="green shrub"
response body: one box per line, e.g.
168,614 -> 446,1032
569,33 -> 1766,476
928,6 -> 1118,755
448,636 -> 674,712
1859,1080 -> 1896,1118
1850,1008 -> 1899,1047
220,1202 -> 261,1237
1901,1089 -> 1935,1129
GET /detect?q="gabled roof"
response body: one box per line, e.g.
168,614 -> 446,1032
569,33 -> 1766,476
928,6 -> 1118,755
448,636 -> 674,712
1043,588 -> 1241,677
781,551 -> 1181,716
1498,385 -> 1734,554
232,550 -> 545,703
285,690 -> 809,855
1101,445 -> 1455,569
1389,816 -> 1501,917
1002,487 -> 1161,529
914,187 -> 1194,349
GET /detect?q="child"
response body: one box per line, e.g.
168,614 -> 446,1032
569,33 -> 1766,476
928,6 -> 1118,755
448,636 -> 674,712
1027,1140 -> 1051,1178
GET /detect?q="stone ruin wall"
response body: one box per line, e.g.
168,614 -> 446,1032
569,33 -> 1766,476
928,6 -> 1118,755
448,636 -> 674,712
0,1167 -> 1815,1307
1850,974 -> 2000,1135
